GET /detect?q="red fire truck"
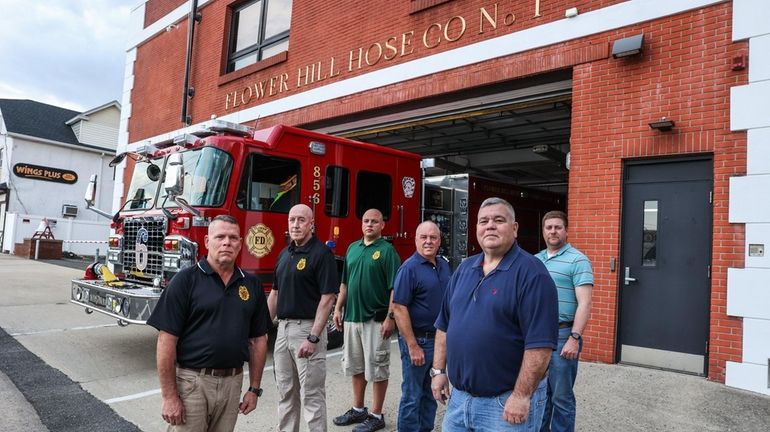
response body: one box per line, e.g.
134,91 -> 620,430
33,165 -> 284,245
70,120 -> 563,346
70,120 -> 422,346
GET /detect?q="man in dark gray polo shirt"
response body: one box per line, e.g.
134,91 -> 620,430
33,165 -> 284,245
148,215 -> 271,432
269,204 -> 338,432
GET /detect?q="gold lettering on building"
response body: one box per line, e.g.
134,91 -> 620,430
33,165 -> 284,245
225,1 -> 545,110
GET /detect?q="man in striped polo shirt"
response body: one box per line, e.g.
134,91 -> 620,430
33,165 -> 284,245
536,211 -> 593,432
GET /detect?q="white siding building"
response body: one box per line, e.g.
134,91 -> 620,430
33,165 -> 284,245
0,99 -> 120,256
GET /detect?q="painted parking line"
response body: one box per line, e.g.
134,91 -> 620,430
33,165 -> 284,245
105,339 -> 398,405
10,323 -> 118,336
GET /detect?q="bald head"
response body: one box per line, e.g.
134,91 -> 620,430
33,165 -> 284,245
415,221 -> 441,262
361,208 -> 385,243
288,204 -> 314,246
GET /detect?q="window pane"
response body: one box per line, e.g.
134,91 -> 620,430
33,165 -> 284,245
232,52 -> 258,71
264,0 -> 292,39
234,1 -> 262,52
262,39 -> 288,59
642,200 -> 658,266
325,166 -> 349,217
236,154 -> 300,213
356,171 -> 391,220
125,158 -> 163,210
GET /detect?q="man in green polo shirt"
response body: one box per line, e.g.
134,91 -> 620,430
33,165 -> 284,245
333,208 -> 400,432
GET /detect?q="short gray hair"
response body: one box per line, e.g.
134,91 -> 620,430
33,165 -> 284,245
479,197 -> 516,221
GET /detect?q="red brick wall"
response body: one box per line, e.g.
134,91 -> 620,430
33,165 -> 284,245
131,0 -> 629,140
568,3 -> 746,382
144,0 -> 186,28
131,0 -> 746,381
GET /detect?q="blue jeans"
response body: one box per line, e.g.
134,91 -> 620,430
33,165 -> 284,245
442,378 -> 547,432
398,335 -> 437,432
540,327 -> 582,432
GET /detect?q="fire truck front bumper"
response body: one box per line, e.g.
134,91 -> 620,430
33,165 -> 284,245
70,279 -> 162,325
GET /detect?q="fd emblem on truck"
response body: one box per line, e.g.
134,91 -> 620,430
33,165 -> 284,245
246,223 -> 274,258
135,226 -> 149,271
402,177 -> 416,198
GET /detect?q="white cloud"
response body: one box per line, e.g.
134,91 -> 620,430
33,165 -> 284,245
0,0 -> 135,111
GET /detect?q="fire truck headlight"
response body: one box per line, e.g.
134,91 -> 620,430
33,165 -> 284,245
73,286 -> 82,301
107,250 -> 122,264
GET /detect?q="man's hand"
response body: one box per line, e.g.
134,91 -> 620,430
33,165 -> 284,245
560,337 -> 580,360
431,374 -> 450,405
298,339 -> 317,358
380,317 -> 395,339
503,392 -> 530,424
408,343 -> 425,366
333,309 -> 344,331
161,394 -> 185,425
239,391 -> 258,415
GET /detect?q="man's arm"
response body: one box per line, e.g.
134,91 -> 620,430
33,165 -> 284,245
157,331 -> 185,425
239,334 -> 268,415
267,289 -> 278,322
562,284 -> 593,359
298,293 -> 336,358
504,347 -> 551,424
430,330 -> 450,404
381,289 -> 396,338
392,303 -> 424,365
333,283 -> 347,330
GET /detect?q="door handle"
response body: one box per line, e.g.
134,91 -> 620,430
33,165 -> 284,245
624,267 -> 637,285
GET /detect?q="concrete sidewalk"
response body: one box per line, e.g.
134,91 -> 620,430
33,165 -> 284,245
1,253 -> 769,431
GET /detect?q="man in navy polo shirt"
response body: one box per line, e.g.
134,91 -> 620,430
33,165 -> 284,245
148,215 -> 271,432
392,221 -> 451,431
431,197 -> 558,431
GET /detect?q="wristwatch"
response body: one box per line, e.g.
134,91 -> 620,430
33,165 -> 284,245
307,334 -> 320,344
247,386 -> 263,397
429,367 -> 446,378
388,311 -> 395,320
570,332 -> 582,341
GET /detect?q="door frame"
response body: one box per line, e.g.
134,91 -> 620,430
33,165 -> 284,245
615,154 -> 714,376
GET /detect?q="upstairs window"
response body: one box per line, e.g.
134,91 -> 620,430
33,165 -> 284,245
227,0 -> 292,73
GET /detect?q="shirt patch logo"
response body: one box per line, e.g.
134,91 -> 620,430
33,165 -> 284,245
372,250 -> 381,260
238,285 -> 250,301
491,288 -> 498,296
296,258 -> 306,270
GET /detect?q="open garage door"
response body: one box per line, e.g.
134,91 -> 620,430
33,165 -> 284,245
307,70 -> 572,194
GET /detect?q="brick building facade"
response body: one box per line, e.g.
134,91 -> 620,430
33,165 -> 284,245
118,0 -> 770,393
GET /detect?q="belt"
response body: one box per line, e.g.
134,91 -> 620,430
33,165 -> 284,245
179,366 -> 243,377
558,321 -> 574,329
413,331 -> 435,339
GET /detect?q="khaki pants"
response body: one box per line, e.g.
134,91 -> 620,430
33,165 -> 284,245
274,319 -> 328,432
169,367 -> 243,432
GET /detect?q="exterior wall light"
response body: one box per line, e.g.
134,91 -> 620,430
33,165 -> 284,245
612,34 -> 644,58
648,118 -> 675,132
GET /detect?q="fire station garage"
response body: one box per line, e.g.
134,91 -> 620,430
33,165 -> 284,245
120,0 -> 770,394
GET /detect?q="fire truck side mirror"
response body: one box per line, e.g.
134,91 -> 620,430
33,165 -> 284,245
164,153 -> 185,197
84,174 -> 98,207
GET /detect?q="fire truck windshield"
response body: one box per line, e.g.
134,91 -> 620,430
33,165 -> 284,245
160,147 -> 233,208
125,158 -> 164,210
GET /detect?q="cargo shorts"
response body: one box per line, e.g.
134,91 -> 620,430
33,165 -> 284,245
341,320 -> 391,382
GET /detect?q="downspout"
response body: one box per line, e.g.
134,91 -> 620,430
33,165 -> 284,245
180,0 -> 201,126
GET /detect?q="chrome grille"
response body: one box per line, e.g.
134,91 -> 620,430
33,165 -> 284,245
123,217 -> 167,281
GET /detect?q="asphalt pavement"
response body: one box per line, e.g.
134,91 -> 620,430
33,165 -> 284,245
1,253 -> 769,431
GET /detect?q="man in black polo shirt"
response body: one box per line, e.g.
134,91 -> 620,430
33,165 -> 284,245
268,204 -> 338,432
148,215 -> 270,432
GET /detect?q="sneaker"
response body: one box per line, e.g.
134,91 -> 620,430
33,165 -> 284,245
333,407 -> 369,426
352,414 -> 385,432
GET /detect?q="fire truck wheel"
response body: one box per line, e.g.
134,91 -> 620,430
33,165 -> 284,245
327,319 -> 343,350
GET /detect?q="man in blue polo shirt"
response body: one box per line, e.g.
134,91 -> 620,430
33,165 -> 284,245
148,215 -> 271,432
431,197 -> 558,431
392,221 -> 451,431
537,210 -> 593,432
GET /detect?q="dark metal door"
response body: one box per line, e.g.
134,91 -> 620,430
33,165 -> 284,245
619,157 -> 712,375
